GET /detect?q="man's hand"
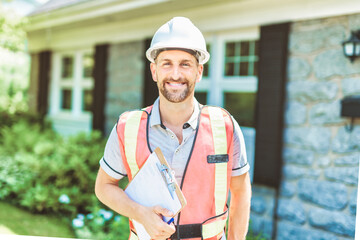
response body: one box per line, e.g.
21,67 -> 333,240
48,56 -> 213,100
95,168 -> 175,239
139,205 -> 176,240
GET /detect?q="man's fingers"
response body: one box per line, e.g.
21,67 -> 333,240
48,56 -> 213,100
145,205 -> 175,239
153,205 -> 173,217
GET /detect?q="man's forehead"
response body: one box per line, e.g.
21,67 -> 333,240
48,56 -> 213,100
156,49 -> 198,62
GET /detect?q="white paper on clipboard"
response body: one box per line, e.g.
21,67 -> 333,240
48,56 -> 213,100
124,148 -> 186,240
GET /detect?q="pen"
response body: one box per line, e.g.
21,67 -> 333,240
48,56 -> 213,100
167,218 -> 174,225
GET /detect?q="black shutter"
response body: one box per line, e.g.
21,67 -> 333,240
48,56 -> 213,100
92,44 -> 109,134
143,38 -> 158,107
37,51 -> 51,117
253,23 -> 290,188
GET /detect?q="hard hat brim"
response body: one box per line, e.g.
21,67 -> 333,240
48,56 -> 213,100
146,46 -> 210,65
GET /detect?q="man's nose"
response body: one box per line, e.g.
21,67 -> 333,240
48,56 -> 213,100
170,65 -> 181,80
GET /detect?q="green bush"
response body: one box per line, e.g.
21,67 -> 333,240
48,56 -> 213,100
72,206 -> 129,240
0,119 -> 105,213
0,113 -> 131,239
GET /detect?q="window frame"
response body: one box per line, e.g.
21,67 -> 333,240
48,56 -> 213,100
49,49 -> 94,117
196,27 -> 259,107
48,49 -> 94,135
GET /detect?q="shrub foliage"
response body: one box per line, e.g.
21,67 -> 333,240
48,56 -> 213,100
0,112 -> 129,239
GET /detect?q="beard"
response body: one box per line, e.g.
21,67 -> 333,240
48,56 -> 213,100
158,77 -> 195,103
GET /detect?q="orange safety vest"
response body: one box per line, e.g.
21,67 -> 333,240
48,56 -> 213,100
117,105 -> 234,240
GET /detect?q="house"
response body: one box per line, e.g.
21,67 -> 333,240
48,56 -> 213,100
26,0 -> 360,239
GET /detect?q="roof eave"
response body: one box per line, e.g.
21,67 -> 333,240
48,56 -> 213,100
26,0 -> 171,32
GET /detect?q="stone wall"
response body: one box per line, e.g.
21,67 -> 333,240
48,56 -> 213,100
250,186 -> 276,238
105,41 -> 145,135
251,13 -> 360,239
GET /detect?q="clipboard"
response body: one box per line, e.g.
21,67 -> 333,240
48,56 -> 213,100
124,148 -> 187,240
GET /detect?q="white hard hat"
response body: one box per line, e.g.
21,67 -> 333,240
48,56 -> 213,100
146,17 -> 210,64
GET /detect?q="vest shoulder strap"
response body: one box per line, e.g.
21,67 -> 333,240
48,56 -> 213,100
205,106 -> 230,216
118,106 -> 152,179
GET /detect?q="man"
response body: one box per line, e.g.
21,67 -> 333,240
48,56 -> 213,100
95,17 -> 251,240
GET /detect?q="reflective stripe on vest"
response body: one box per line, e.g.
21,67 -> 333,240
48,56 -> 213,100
124,111 -> 143,177
208,107 -> 228,216
202,218 -> 227,239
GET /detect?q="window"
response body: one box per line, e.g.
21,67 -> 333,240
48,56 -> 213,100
49,50 -> 94,135
196,29 -> 259,127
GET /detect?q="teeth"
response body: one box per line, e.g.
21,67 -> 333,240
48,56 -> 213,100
168,82 -> 184,86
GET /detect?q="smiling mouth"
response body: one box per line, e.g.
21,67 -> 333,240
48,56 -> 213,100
166,82 -> 186,88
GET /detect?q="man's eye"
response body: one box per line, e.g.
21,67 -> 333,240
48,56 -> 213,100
182,63 -> 190,67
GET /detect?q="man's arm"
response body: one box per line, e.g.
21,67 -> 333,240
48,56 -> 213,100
95,167 -> 175,239
228,172 -> 252,240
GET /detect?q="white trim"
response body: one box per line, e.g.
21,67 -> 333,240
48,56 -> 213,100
27,0 -> 360,52
27,0 -> 171,31
48,49 -> 94,135
73,51 -> 82,116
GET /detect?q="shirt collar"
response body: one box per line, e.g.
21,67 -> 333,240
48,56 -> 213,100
149,97 -> 200,130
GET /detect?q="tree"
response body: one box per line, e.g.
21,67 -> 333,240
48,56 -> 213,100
0,4 -> 28,52
0,4 -> 29,113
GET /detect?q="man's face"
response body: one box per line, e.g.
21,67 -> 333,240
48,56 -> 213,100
150,50 -> 203,103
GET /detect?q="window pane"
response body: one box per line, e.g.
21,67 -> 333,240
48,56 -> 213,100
61,56 -> 73,78
225,62 -> 235,76
253,61 -> 258,76
61,89 -> 72,110
224,92 -> 256,127
195,91 -> 207,105
226,42 -> 236,57
254,40 -> 259,56
83,89 -> 93,111
203,64 -> 209,77
240,42 -> 250,56
224,40 -> 258,77
239,62 -> 249,76
83,53 -> 94,78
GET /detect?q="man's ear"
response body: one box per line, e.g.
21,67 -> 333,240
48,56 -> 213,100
196,64 -> 204,83
150,63 -> 157,82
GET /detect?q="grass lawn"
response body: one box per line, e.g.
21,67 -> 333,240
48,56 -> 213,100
0,201 -> 76,238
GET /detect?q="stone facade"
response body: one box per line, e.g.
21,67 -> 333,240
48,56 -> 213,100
104,41 -> 145,135
251,13 -> 360,239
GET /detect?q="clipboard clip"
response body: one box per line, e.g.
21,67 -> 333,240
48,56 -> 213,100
156,163 -> 176,199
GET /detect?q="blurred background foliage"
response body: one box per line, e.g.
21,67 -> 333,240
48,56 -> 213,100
0,4 -> 29,113
0,112 -> 130,239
